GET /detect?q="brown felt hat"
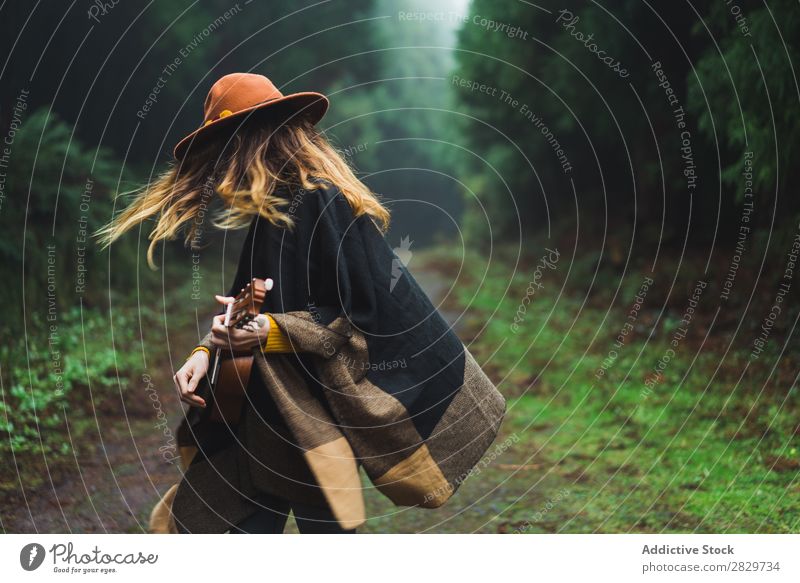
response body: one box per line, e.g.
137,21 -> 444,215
173,72 -> 329,159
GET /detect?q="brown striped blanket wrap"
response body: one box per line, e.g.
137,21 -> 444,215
160,180 -> 506,533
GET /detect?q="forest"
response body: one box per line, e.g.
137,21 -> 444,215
1,0 -> 798,533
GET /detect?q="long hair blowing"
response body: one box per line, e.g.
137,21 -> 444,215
97,119 -> 390,268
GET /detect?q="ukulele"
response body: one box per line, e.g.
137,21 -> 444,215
201,277 -> 273,425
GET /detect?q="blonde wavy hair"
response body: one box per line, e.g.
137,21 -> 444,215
97,119 -> 389,268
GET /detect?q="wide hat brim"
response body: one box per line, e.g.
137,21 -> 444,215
173,91 -> 329,160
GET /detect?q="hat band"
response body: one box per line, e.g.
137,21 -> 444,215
202,95 -> 283,127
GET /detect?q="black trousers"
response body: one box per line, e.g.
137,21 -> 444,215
230,493 -> 356,534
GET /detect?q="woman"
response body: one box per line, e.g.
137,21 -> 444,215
99,73 -> 505,534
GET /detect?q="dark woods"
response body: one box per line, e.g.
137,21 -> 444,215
2,1 -> 797,322
455,0 -> 799,253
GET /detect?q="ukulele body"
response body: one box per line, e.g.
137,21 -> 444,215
208,354 -> 254,424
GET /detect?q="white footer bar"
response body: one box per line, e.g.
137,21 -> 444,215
1,534 -> 797,582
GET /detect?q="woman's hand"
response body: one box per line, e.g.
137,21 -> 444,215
173,350 -> 209,408
210,294 -> 271,352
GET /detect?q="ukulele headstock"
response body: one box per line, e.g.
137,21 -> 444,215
227,278 -> 268,329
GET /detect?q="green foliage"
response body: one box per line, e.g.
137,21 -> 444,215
0,108 -> 147,330
0,108 -> 192,494
0,306 -> 147,492
689,0 -> 800,201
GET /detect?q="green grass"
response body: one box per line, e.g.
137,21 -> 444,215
409,245 -> 800,533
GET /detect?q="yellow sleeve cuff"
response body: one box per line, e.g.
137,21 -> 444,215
262,314 -> 294,353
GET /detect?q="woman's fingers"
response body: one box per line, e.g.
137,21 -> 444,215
181,392 -> 206,407
173,369 -> 186,393
211,318 -> 228,338
186,365 -> 203,392
215,294 -> 234,306
211,321 -> 245,340
210,333 -> 229,347
174,368 -> 206,407
210,319 -> 264,351
210,329 -> 243,347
